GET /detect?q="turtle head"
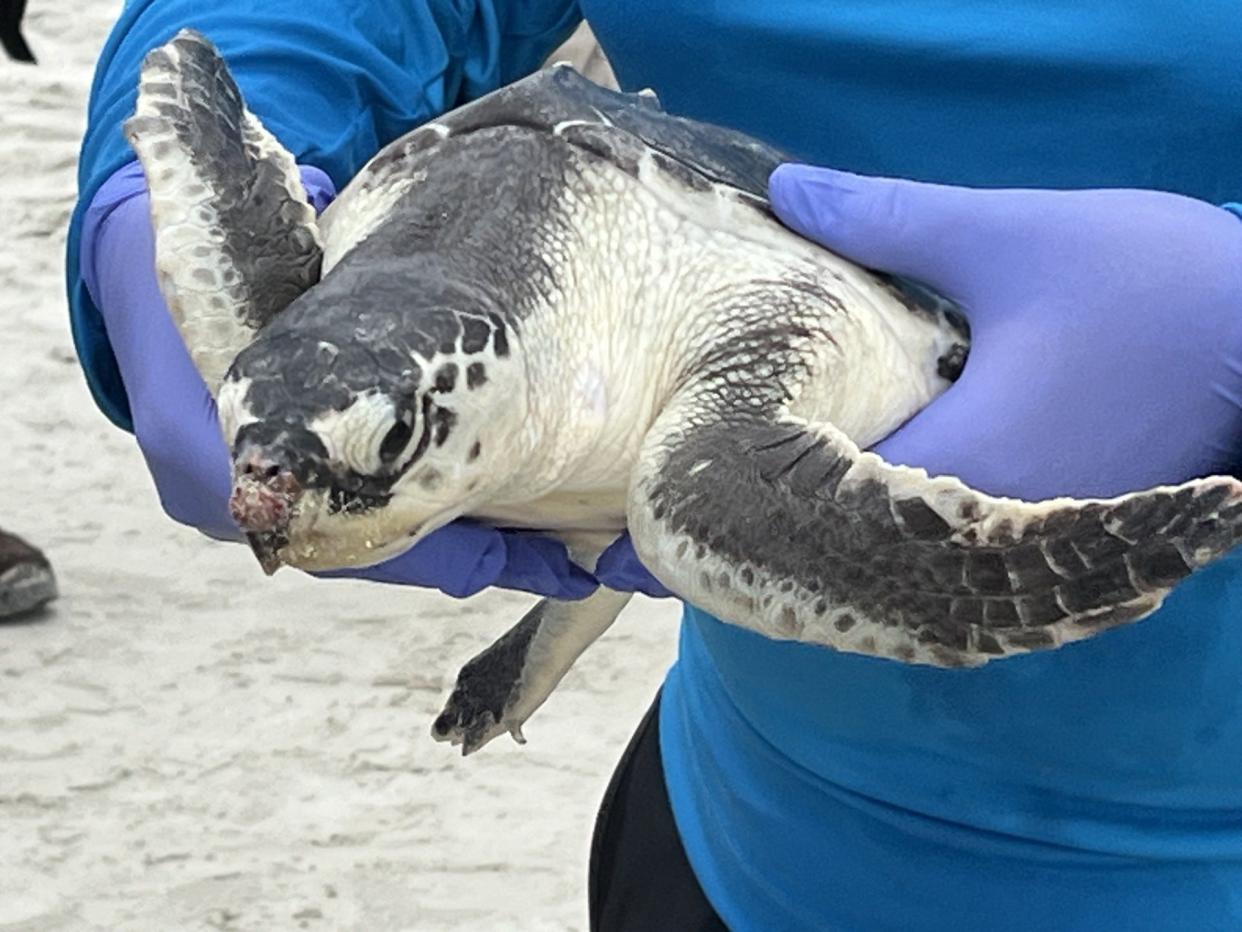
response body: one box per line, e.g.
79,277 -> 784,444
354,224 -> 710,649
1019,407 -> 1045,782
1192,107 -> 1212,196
215,321 -> 528,574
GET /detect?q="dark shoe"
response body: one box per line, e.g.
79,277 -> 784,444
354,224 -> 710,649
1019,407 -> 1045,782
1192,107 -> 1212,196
0,529 -> 57,619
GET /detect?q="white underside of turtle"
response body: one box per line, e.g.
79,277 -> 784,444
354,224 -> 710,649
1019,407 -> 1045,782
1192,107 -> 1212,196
125,30 -> 1242,755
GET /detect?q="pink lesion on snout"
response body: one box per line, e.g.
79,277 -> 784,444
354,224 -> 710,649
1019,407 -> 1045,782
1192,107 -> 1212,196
229,453 -> 303,533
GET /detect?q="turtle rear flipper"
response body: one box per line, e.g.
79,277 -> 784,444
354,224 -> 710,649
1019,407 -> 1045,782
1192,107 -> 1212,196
432,533 -> 632,755
433,586 -> 632,755
124,29 -> 322,394
629,387 -> 1242,667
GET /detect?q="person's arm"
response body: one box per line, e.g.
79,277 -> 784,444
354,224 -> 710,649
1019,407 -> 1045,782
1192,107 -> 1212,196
68,0 -> 580,430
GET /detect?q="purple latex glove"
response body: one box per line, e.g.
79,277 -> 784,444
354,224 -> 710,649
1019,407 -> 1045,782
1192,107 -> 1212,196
596,166 -> 1242,595
81,161 -> 597,600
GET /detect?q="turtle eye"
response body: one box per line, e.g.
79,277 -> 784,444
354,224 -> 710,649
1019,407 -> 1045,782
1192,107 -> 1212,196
379,415 -> 414,463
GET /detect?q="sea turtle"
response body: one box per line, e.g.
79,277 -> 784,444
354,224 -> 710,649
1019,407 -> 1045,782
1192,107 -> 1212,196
125,30 -> 1242,755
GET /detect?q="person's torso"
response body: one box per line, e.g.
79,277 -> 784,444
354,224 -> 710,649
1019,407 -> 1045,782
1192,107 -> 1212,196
579,1 -> 1242,928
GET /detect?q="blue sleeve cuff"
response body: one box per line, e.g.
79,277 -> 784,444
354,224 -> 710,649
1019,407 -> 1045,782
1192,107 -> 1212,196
1225,203 -> 1242,222
66,0 -> 580,431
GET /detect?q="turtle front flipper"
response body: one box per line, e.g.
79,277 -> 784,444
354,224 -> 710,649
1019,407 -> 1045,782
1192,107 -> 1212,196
432,534 -> 631,755
628,387 -> 1242,667
123,29 -> 322,394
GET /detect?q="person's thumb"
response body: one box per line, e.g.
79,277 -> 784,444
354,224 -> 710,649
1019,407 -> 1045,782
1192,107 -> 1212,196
768,164 -> 1019,305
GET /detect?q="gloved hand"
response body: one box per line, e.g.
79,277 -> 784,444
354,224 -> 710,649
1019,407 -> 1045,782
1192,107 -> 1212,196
80,161 -> 597,600
595,165 -> 1242,595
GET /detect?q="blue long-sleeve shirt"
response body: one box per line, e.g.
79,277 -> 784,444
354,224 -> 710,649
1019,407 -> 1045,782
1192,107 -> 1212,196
68,2 -> 1242,929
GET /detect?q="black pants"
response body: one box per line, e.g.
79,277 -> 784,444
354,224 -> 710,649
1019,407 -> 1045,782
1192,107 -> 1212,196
1,0 -> 36,63
589,691 -> 730,932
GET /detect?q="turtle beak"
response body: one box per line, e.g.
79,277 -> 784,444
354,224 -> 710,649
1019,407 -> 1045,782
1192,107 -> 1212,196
246,530 -> 288,576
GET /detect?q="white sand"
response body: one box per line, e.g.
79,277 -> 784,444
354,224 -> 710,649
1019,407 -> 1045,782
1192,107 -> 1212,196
0,9 -> 677,930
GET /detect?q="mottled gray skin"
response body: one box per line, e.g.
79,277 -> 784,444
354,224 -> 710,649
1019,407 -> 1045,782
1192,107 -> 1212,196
127,31 -> 1242,756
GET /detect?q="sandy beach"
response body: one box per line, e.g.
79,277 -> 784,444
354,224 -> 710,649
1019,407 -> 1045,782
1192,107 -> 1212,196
0,7 -> 677,930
